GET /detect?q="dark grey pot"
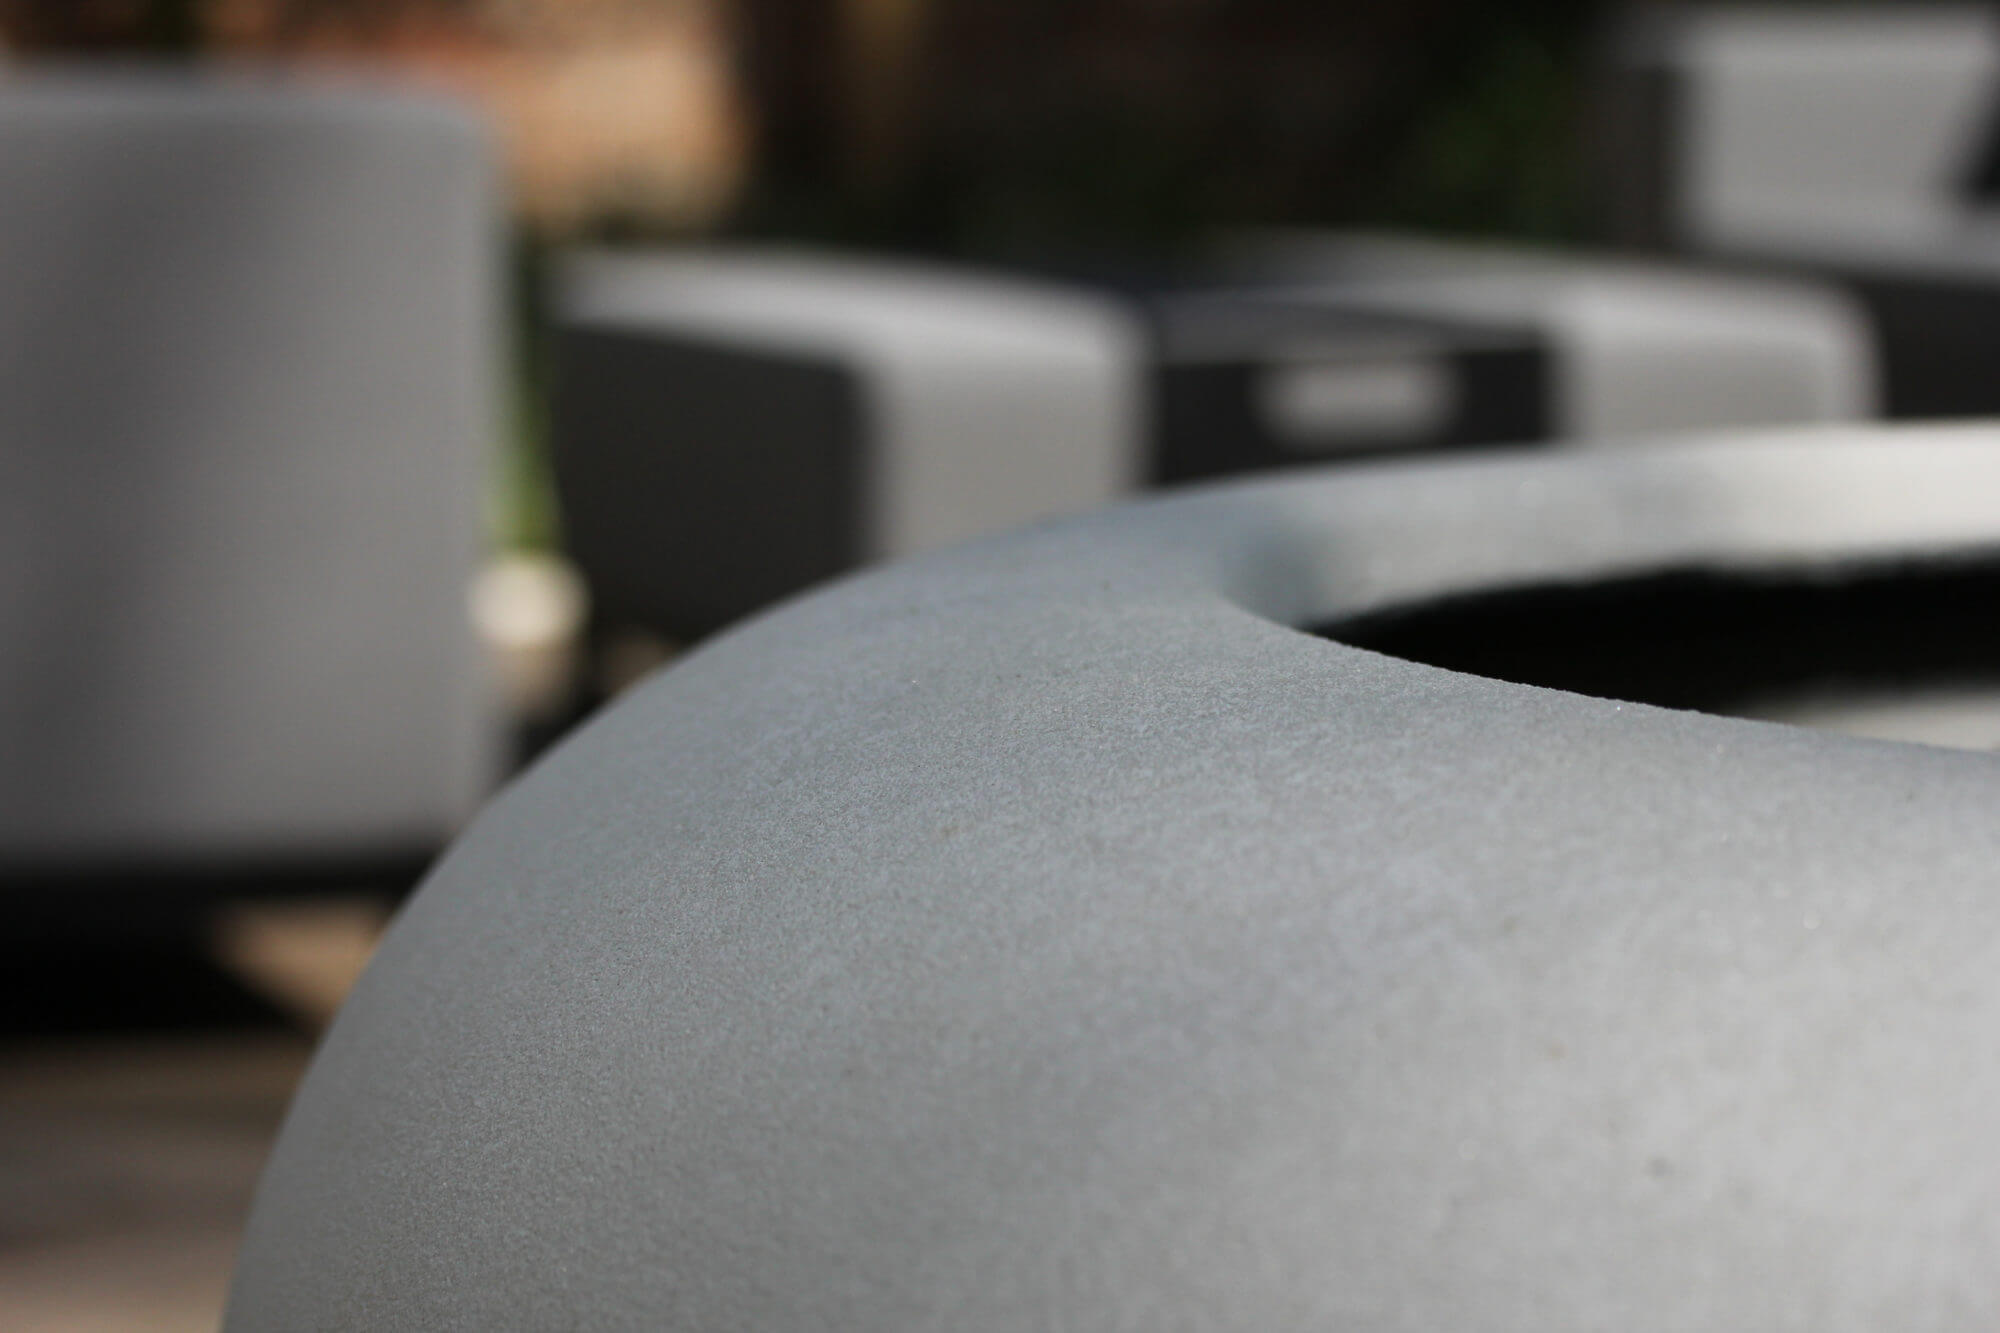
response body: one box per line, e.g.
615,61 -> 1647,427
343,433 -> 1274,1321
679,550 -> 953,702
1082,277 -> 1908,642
231,426 -> 2000,1330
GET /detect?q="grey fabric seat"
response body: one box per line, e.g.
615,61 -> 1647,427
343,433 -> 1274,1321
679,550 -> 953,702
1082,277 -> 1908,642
0,72 -> 501,883
233,426 -> 2000,1329
554,243 -> 1875,644
1601,4 -> 2000,420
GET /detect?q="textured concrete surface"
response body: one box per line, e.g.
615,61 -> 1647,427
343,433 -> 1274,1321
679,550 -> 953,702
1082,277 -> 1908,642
234,427 -> 2000,1329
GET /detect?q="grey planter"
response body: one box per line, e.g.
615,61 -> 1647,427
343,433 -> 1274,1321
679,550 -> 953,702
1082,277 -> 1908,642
233,426 -> 2000,1329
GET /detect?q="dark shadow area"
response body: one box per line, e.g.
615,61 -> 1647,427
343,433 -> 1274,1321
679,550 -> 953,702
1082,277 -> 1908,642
1,853 -> 432,923
0,922 -> 290,1039
1321,561 -> 2000,723
0,860 -> 423,1038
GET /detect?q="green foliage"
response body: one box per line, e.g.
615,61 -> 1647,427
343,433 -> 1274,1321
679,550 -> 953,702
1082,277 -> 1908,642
1362,29 -> 1586,242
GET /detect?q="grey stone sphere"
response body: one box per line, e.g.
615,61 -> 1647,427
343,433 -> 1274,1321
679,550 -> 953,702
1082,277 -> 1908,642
230,426 -> 2000,1330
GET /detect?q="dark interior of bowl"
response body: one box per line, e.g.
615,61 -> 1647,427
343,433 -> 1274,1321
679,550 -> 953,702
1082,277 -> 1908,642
1320,560 -> 2000,751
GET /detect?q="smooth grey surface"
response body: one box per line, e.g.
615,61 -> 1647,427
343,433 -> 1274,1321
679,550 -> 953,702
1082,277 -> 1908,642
562,249 -> 1143,560
0,71 -> 500,864
1607,5 -> 2000,254
1233,232 -> 1879,437
234,426 -> 2000,1329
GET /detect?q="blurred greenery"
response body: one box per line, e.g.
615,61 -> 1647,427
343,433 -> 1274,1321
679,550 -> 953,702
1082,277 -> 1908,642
1360,29 -> 1585,242
497,236 -> 562,553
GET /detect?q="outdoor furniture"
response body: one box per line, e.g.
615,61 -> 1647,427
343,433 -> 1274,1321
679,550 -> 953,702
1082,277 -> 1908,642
1601,4 -> 2000,418
0,72 -> 502,895
555,243 -> 1872,644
